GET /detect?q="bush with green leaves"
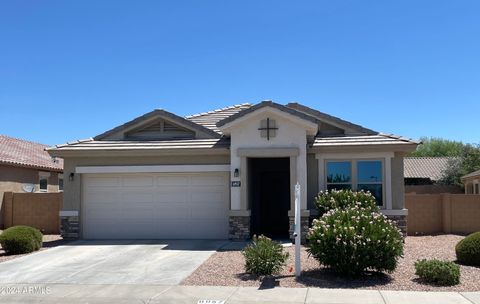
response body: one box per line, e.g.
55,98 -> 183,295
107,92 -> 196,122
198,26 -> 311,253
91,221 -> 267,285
415,259 -> 460,286
307,205 -> 404,276
0,225 -> 43,255
455,232 -> 480,266
314,189 -> 378,216
242,235 -> 289,276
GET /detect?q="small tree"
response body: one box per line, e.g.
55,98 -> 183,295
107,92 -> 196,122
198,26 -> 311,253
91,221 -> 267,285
440,144 -> 480,187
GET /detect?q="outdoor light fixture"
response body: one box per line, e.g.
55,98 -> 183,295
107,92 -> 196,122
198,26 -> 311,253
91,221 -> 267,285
69,172 -> 75,181
234,168 -> 240,177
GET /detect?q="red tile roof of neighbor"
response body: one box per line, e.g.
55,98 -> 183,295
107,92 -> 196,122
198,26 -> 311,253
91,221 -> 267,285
0,135 -> 63,172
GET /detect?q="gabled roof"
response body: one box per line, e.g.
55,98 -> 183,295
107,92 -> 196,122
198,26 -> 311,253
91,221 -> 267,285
216,100 -> 318,128
95,109 -> 221,140
0,135 -> 63,172
186,103 -> 252,134
404,157 -> 454,181
462,169 -> 480,180
286,102 -> 378,135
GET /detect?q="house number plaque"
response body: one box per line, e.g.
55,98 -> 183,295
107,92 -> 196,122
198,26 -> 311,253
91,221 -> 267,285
231,181 -> 241,187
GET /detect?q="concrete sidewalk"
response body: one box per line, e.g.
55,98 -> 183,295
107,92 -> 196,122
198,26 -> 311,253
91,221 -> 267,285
0,284 -> 479,304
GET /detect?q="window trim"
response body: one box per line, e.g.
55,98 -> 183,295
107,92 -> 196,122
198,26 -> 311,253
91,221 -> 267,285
38,171 -> 50,192
325,158 -> 385,207
58,173 -> 64,192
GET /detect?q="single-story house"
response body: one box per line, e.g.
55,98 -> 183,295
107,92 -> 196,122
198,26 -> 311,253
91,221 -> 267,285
462,169 -> 480,194
0,135 -> 64,227
47,101 -> 418,240
404,157 -> 462,194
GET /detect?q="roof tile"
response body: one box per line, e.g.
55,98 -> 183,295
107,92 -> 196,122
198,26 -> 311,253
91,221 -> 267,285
0,135 -> 63,171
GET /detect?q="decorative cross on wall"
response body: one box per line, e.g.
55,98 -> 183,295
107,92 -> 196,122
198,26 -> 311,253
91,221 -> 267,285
258,118 -> 278,140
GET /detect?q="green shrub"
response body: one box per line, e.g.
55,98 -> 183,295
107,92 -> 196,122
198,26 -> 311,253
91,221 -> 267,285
242,235 -> 289,276
415,259 -> 460,286
307,206 -> 404,276
314,189 -> 378,216
0,226 -> 43,255
455,232 -> 480,266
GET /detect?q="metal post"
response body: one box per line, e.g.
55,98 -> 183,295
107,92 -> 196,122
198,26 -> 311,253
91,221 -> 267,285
294,182 -> 301,277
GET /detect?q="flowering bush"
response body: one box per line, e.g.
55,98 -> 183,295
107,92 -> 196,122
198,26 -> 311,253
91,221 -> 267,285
243,235 -> 289,276
307,206 -> 404,276
314,189 -> 377,216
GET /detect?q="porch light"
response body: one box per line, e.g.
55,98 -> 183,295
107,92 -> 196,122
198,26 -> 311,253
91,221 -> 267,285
69,172 -> 75,181
234,168 -> 240,178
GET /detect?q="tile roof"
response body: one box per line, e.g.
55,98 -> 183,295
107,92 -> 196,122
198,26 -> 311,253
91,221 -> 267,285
0,135 -> 63,171
404,157 -> 454,181
215,101 -> 319,128
186,103 -> 252,134
462,169 -> 480,180
312,133 -> 419,147
48,138 -> 230,151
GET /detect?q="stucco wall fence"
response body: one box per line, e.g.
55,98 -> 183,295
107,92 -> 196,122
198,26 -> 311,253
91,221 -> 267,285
406,193 -> 480,235
2,192 -> 63,234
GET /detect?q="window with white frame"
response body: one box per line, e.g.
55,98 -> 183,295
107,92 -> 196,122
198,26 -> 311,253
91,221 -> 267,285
38,171 -> 50,192
326,159 -> 384,206
58,174 -> 64,192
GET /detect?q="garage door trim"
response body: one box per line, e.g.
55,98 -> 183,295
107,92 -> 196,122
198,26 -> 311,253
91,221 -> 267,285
76,164 -> 230,174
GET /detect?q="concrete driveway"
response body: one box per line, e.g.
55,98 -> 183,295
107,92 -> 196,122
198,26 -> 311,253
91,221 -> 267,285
0,239 -> 228,285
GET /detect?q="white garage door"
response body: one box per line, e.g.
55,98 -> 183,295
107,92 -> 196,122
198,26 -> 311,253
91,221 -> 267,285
82,172 -> 229,239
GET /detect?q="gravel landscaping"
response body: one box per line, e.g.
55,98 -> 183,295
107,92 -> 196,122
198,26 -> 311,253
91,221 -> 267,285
182,234 -> 480,291
0,234 -> 68,263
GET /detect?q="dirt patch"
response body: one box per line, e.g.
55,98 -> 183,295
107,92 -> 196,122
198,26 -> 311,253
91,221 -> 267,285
0,235 -> 70,263
182,234 -> 480,291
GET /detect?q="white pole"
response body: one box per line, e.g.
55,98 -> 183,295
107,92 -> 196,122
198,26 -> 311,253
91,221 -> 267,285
294,182 -> 301,277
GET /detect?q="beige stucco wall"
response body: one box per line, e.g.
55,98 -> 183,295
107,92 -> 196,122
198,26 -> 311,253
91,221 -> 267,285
0,164 -> 61,227
307,153 -> 319,211
391,152 -> 405,210
223,108 -> 317,212
62,154 -> 230,211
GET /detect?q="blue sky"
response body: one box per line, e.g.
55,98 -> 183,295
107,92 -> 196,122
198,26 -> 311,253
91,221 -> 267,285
1,1 -> 479,146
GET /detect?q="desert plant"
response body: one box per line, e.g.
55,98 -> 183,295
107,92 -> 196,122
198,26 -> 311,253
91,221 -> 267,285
455,232 -> 480,266
307,206 -> 404,276
314,189 -> 378,216
415,259 -> 460,286
0,225 -> 43,255
242,235 -> 289,276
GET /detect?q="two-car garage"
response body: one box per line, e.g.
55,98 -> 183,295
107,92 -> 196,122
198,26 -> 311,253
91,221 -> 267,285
80,167 -> 230,239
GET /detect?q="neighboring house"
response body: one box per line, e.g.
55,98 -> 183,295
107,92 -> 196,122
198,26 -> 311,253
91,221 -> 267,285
404,157 -> 462,194
47,101 -> 418,240
0,135 -> 64,227
462,169 -> 480,194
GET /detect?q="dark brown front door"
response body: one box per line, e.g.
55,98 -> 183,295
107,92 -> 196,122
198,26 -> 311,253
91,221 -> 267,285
249,157 -> 290,238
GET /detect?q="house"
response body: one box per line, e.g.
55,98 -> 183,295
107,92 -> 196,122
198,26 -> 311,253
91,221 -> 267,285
47,101 -> 418,240
462,169 -> 480,194
404,157 -> 462,194
0,135 -> 64,227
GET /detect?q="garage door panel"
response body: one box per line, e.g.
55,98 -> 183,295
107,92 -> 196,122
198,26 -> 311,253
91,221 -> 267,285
155,191 -> 188,203
156,175 -> 189,186
190,175 -> 225,186
85,177 -> 120,188
122,176 -> 154,187
121,192 -> 154,204
155,204 -> 190,219
82,172 -> 229,239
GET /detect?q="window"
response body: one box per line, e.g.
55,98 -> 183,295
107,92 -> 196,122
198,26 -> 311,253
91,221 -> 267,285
38,171 -> 50,192
58,174 -> 64,192
326,161 -> 352,191
475,182 -> 479,195
326,159 -> 384,206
